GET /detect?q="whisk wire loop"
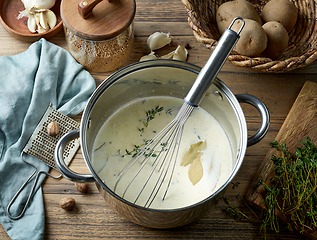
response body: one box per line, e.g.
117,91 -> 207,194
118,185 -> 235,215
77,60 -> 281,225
114,113 -> 180,193
132,119 -> 180,203
143,121 -> 184,207
144,103 -> 195,207
115,102 -> 195,208
161,110 -> 189,201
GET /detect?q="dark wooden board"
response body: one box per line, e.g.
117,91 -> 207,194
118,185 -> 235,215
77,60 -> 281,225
246,80 -> 317,239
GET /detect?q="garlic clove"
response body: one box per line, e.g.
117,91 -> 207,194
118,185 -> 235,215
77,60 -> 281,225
39,11 -> 49,29
159,51 -> 175,59
172,45 -> 188,61
45,10 -> 57,29
139,52 -> 158,62
33,13 -> 45,33
33,12 -> 40,25
27,15 -> 37,33
37,25 -> 46,33
147,32 -> 172,51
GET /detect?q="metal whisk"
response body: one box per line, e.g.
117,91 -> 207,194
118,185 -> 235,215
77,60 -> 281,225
114,17 -> 245,208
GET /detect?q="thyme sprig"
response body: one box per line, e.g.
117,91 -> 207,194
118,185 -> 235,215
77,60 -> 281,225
221,137 -> 317,239
223,196 -> 251,221
144,106 -> 164,127
261,136 -> 317,235
124,106 -> 166,158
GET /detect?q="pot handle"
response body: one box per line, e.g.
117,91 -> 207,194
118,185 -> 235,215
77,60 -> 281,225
54,129 -> 95,182
235,94 -> 270,147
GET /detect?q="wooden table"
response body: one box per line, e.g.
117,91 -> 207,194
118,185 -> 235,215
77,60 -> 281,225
1,0 -> 316,239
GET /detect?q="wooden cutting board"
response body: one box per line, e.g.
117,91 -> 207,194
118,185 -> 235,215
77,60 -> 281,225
246,80 -> 317,238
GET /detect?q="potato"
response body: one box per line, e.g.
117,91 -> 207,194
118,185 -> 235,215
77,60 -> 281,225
231,19 -> 267,57
261,0 -> 298,32
262,21 -> 289,60
216,0 -> 262,34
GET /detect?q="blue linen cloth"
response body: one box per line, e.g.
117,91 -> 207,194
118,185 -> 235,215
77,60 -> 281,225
0,38 -> 96,239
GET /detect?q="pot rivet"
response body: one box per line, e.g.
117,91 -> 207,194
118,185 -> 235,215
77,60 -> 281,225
214,91 -> 223,100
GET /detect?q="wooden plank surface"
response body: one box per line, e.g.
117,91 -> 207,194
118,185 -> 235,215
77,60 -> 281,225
1,0 -> 317,239
246,81 -> 317,239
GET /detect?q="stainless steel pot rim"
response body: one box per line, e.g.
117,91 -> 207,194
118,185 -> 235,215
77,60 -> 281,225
79,59 -> 248,213
82,59 -> 201,113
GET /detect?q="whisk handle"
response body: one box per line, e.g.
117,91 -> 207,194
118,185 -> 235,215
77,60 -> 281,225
184,17 -> 244,107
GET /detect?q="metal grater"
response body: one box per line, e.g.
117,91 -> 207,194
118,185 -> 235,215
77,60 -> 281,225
7,104 -> 81,220
23,104 -> 80,169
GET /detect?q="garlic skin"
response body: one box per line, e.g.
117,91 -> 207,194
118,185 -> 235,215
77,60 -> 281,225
141,31 -> 188,62
139,52 -> 158,62
173,45 -> 188,61
147,32 -> 172,51
159,51 -> 174,59
139,45 -> 188,62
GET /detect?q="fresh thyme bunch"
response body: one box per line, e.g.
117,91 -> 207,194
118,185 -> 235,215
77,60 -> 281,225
261,136 -> 317,235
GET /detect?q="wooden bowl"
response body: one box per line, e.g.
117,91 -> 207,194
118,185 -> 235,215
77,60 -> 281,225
182,0 -> 317,73
0,0 -> 63,42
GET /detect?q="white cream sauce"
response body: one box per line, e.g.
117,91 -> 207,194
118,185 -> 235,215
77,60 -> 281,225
92,96 -> 233,210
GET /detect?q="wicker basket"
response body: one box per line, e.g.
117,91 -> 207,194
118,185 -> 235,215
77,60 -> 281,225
182,0 -> 317,73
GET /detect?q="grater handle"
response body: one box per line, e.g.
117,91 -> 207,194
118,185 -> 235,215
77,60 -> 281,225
55,129 -> 95,182
7,153 -> 62,220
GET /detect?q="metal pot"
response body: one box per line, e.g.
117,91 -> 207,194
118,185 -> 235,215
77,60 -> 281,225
54,59 -> 269,228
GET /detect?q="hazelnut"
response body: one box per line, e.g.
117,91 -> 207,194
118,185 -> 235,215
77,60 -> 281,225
75,182 -> 89,193
47,122 -> 60,137
60,197 -> 76,210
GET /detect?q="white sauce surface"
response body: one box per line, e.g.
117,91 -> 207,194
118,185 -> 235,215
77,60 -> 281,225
92,96 -> 233,209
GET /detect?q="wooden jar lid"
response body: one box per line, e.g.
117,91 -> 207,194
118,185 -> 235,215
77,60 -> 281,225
61,0 -> 136,41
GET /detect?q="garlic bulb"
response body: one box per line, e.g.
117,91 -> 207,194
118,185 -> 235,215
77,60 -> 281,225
22,0 -> 56,9
19,7 -> 57,33
147,32 -> 172,51
18,1 -> 57,34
